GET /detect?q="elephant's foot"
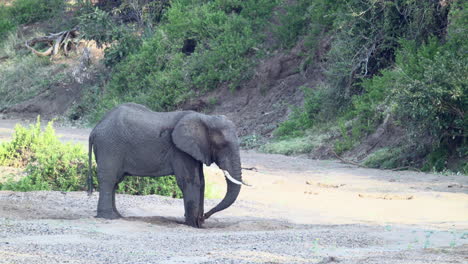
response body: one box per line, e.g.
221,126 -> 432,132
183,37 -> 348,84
96,210 -> 122,219
185,215 -> 204,228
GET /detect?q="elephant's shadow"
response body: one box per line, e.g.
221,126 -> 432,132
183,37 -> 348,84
124,216 -> 185,228
122,215 -> 298,231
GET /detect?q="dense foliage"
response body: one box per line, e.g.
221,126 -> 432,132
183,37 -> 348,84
76,0 -> 278,123
273,0 -> 466,172
0,0 -> 65,38
0,119 -> 182,197
0,0 -> 465,173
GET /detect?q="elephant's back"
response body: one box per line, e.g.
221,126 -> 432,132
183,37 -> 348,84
91,103 -> 190,142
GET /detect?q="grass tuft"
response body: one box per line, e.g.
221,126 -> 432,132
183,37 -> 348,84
260,134 -> 329,156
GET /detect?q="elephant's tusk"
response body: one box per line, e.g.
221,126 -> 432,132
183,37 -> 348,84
223,170 -> 251,186
223,170 -> 242,185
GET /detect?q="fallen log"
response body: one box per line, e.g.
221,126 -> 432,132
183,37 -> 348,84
25,29 -> 79,57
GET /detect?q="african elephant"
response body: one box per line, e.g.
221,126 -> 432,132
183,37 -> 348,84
87,103 -> 247,227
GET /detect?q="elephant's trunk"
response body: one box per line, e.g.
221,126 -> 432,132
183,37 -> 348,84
204,166 -> 242,220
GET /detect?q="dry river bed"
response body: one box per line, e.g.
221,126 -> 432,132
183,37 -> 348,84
0,120 -> 467,263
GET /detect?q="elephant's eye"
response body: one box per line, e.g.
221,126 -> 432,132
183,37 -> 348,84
211,131 -> 227,148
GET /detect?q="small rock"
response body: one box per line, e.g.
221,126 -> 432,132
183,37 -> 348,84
317,256 -> 340,263
317,182 -> 345,188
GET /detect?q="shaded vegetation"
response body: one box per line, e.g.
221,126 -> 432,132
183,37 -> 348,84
270,0 -> 466,173
0,0 -> 65,38
76,0 -> 278,123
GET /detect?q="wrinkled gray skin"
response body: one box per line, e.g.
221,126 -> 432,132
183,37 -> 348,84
88,103 -> 243,228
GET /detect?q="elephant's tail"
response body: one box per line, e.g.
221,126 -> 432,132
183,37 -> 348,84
87,134 -> 94,196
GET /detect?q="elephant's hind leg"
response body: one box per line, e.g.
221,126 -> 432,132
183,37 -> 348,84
110,175 -> 125,218
96,170 -> 123,219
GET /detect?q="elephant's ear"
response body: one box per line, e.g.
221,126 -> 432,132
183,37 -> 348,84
172,114 -> 213,165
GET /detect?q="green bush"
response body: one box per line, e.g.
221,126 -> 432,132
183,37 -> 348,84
354,34 -> 466,168
271,0 -> 465,171
0,0 -> 65,40
0,119 -> 182,198
363,147 -> 405,169
9,0 -> 65,25
347,71 -> 394,133
78,7 -> 126,47
260,136 -> 316,156
323,0 -> 450,113
103,31 -> 142,66
0,119 -> 90,191
333,120 -> 360,155
273,0 -> 337,49
116,0 -> 171,29
391,37 -> 466,147
88,0 -> 278,122
0,6 -> 15,39
240,134 -> 264,149
421,146 -> 450,172
274,86 -> 324,138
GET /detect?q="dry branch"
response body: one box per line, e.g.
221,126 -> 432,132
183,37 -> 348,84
242,167 -> 258,172
25,29 -> 79,57
332,150 -> 421,172
331,150 -> 366,168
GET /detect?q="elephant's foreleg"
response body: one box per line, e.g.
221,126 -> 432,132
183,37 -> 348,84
198,165 -> 205,224
174,161 -> 205,228
180,183 -> 204,227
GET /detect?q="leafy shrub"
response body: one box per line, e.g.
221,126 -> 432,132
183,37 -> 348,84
0,119 -> 182,198
181,9 -> 258,90
0,119 -> 90,191
353,33 -> 466,168
347,71 -> 394,133
260,136 -> 316,156
240,134 -> 264,149
0,6 -> 15,39
0,0 -> 65,40
390,37 -> 466,148
88,0 -> 278,122
77,5 -> 143,69
273,0 -> 310,48
273,0 -> 337,48
327,0 -> 449,107
363,147 -> 405,169
274,86 -> 324,138
272,1 -> 465,171
8,0 -> 65,25
78,7 -> 126,47
93,29 -> 188,119
116,0 -> 170,29
278,0 -> 450,120
103,31 -> 142,66
421,146 -> 450,172
68,83 -> 104,123
333,120 -> 358,155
